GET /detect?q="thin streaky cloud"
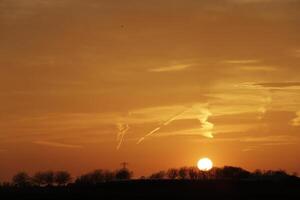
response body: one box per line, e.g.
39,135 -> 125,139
228,0 -> 293,3
33,140 -> 83,149
137,107 -> 192,144
239,66 -> 277,71
137,127 -> 161,144
154,126 -> 214,139
222,60 -> 261,64
116,123 -> 130,150
149,64 -> 191,72
242,146 -> 258,152
255,82 -> 300,88
295,50 -> 300,57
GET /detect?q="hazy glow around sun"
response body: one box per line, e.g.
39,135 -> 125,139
197,158 -> 213,171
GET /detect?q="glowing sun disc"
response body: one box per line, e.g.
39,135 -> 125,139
197,158 -> 213,171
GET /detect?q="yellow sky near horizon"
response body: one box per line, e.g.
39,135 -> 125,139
1,0 -> 300,181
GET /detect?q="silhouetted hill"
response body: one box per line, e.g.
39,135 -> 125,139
1,179 -> 300,200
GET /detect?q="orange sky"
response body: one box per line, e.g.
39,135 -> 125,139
1,0 -> 300,181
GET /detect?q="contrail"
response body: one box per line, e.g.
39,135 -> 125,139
116,123 -> 129,150
137,127 -> 161,144
137,107 -> 192,144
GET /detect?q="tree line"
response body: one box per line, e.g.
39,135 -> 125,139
0,168 -> 133,187
149,166 -> 298,181
0,166 -> 298,188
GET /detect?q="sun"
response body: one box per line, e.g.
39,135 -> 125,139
197,158 -> 213,171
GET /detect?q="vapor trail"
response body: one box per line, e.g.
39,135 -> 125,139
116,123 -> 129,150
137,107 -> 192,144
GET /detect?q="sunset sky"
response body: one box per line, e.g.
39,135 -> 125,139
1,0 -> 300,181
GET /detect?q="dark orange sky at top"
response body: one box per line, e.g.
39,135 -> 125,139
0,0 -> 300,181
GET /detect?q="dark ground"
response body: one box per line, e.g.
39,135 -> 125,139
1,180 -> 300,200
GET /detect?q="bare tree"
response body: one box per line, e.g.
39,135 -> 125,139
149,171 -> 166,179
167,168 -> 178,180
12,172 -> 31,187
75,173 -> 92,185
188,167 -> 200,180
103,170 -> 115,182
115,168 -> 133,180
90,170 -> 105,184
54,171 -> 72,186
33,171 -> 55,186
75,169 -> 116,185
219,166 -> 250,180
178,167 -> 189,179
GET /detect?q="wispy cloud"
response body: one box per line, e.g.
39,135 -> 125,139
33,140 -> 83,149
159,127 -> 214,139
228,0 -> 289,3
138,106 -> 214,142
0,0 -> 69,20
239,66 -> 277,71
242,146 -> 258,152
196,109 -> 214,138
240,135 -> 294,143
295,49 -> 300,58
223,59 -> 261,64
292,111 -> 300,126
116,123 -> 130,150
222,59 -> 277,72
198,135 -> 298,146
149,64 -> 192,72
241,136 -> 298,152
255,82 -> 300,88
137,107 -> 192,144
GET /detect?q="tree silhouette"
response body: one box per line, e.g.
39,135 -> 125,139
75,173 -> 92,185
166,168 -> 178,179
12,172 -> 31,187
33,171 -> 55,186
55,171 -> 72,186
218,166 -> 250,180
178,167 -> 189,179
187,167 -> 200,180
115,168 -> 133,180
149,171 -> 166,179
103,170 -> 115,182
75,170 -> 117,185
90,170 -> 106,184
262,170 -> 291,180
6,165 -> 300,189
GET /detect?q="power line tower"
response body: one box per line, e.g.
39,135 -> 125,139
120,162 -> 128,169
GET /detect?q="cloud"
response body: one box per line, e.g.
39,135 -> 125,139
137,107 -> 192,144
228,0 -> 295,3
222,60 -> 277,72
223,59 -> 261,64
197,109 -> 214,138
239,66 -> 277,71
240,135 -> 294,143
149,64 -> 192,72
116,123 -> 130,150
255,82 -> 300,88
135,104 -> 215,143
159,127 -> 214,138
147,107 -> 214,139
0,0 -> 70,20
292,111 -> 300,126
202,134 -> 298,146
33,140 -> 83,149
295,50 -> 300,57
